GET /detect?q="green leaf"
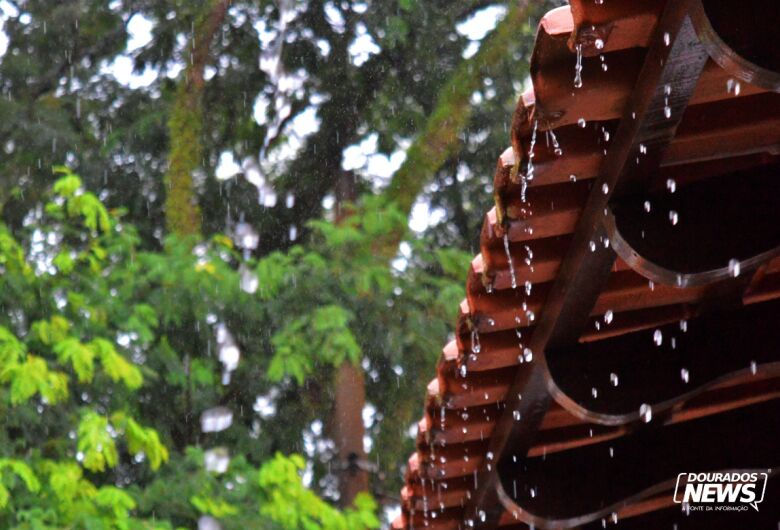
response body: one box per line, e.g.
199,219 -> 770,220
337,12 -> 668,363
94,486 -> 136,519
53,174 -> 82,197
0,326 -> 25,365
1,356 -> 69,405
53,338 -> 95,383
31,316 -> 71,346
90,338 -> 143,389
77,412 -> 119,472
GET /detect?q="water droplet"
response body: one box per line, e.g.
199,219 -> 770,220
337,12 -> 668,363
728,258 -> 740,278
591,387 -> 598,398
666,178 -> 677,193
639,403 -> 652,423
589,241 -> 597,252
664,105 -> 672,119
653,329 -> 663,346
601,183 -> 609,195
663,32 -> 670,46
574,44 -> 583,88
610,373 -> 619,386
604,310 -> 613,324
513,410 -> 521,421
548,128 -> 563,156
750,361 -> 757,375
523,347 -> 533,363
503,233 -> 517,289
669,210 -> 679,225
569,174 -> 578,182
727,78 -> 741,96
594,38 -> 604,50
521,120 -> 538,203
577,118 -> 587,128
471,328 -> 481,354
680,368 -> 689,383
644,200 -> 652,212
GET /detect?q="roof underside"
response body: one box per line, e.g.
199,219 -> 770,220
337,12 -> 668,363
394,1 -> 780,528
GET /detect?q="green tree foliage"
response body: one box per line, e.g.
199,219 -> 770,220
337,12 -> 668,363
0,170 -> 400,527
0,0 -> 548,524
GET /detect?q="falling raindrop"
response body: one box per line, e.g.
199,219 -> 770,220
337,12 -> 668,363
600,54 -> 607,71
726,78 -> 741,96
750,361 -> 757,375
513,410 -> 521,421
669,210 -> 679,225
666,178 -> 677,193
548,128 -> 563,156
569,174 -> 578,182
523,348 -> 533,363
663,32 -> 671,46
601,183 -> 609,195
589,241 -> 597,252
574,44 -> 583,88
591,387 -> 598,398
680,368 -> 690,383
521,121 -> 538,203
471,328 -> 481,357
610,373 -> 619,387
604,310 -> 613,324
639,403 -> 652,423
577,118 -> 587,128
728,259 -> 740,278
653,329 -> 663,346
503,234 -> 517,289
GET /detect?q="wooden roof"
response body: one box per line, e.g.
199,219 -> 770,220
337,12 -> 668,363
394,0 -> 780,528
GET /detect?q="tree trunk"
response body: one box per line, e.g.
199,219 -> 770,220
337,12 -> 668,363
332,361 -> 369,506
329,168 -> 369,506
164,0 -> 231,237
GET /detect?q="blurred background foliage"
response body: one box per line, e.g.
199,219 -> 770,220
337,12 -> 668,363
0,0 -> 553,527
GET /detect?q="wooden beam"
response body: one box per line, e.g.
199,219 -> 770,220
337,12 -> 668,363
497,399 -> 779,528
547,298 -> 780,424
